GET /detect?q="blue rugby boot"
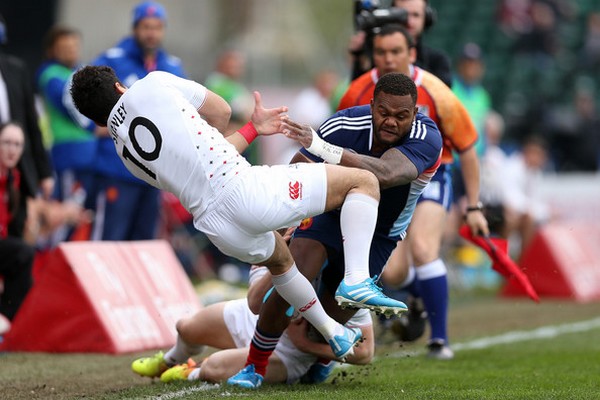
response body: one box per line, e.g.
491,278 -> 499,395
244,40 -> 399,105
335,276 -> 408,317
328,326 -> 363,361
226,364 -> 264,389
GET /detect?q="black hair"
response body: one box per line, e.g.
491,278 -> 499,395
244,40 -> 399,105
376,23 -> 415,49
373,72 -> 418,106
71,65 -> 122,126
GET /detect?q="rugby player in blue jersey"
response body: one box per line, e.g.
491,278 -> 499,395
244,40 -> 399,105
228,72 -> 443,388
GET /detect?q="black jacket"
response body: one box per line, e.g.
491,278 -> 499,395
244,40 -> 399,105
0,51 -> 53,236
415,40 -> 452,88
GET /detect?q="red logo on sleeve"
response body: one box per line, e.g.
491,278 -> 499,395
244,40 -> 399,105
289,181 -> 302,200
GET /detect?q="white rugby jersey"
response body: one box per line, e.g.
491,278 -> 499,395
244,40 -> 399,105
107,71 -> 251,218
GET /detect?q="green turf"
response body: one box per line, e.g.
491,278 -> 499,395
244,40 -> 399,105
91,328 -> 600,400
2,296 -> 599,399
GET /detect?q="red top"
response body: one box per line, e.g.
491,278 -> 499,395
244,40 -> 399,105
0,169 -> 20,239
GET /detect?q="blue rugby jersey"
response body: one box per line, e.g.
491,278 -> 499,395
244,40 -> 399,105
299,105 -> 442,241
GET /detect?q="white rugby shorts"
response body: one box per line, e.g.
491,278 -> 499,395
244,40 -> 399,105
196,163 -> 327,264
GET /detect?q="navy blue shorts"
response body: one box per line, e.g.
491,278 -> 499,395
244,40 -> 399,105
417,163 -> 453,211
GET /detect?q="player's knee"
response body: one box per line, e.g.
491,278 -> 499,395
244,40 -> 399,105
262,236 -> 294,275
410,237 -> 438,265
175,318 -> 194,341
357,169 -> 380,197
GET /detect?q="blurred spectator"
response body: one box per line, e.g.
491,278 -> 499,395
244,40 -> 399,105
579,12 -> 600,71
512,0 -> 561,67
0,122 -> 34,323
452,43 -> 492,158
503,135 -> 551,259
0,13 -> 55,239
546,80 -> 600,172
497,0 -> 533,37
290,69 -> 339,129
36,26 -> 97,242
204,50 -> 257,163
90,1 -> 186,241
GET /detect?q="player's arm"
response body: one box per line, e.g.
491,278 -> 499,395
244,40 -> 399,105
282,116 -> 418,189
287,318 -> 374,364
340,147 -> 418,189
198,90 -> 232,134
458,146 -> 489,236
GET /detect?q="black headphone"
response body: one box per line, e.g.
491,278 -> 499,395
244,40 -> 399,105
424,4 -> 436,30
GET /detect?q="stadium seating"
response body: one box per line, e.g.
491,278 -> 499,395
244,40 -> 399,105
427,0 -> 600,132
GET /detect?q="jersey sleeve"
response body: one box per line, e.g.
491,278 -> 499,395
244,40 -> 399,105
396,115 -> 443,174
151,71 -> 207,110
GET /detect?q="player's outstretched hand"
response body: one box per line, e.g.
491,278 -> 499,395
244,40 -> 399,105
281,116 -> 313,148
251,91 -> 288,136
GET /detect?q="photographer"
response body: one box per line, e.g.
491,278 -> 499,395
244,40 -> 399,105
349,0 -> 452,87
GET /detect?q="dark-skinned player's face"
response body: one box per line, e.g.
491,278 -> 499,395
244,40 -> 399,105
370,92 -> 417,149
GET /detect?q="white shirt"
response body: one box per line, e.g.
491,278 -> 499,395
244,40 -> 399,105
108,71 -> 251,218
0,71 -> 10,123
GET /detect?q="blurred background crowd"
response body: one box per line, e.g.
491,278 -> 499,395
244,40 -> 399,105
1,0 -> 600,333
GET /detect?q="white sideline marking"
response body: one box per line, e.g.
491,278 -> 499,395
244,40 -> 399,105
388,317 -> 600,359
452,317 -> 600,351
133,383 -> 223,400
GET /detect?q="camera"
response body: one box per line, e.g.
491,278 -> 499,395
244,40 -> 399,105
354,0 -> 408,32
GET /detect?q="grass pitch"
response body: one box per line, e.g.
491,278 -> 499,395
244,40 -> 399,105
1,294 -> 599,399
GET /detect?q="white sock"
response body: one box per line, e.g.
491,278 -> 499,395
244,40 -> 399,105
271,264 -> 339,340
399,265 -> 416,289
164,335 -> 204,366
340,193 -> 378,285
187,367 -> 201,381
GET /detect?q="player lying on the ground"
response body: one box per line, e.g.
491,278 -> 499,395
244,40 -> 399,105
131,265 -> 374,384
71,65 -> 405,363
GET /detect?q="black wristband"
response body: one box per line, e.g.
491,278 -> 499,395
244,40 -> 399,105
466,202 -> 484,213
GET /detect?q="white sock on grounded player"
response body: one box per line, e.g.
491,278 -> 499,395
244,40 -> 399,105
340,192 -> 378,285
164,336 -> 204,366
187,367 -> 201,381
271,263 -> 340,340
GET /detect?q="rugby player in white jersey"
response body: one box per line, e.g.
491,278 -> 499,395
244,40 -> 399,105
70,66 -> 407,371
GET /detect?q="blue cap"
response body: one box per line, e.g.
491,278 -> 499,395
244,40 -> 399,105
459,42 -> 483,61
132,1 -> 167,26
